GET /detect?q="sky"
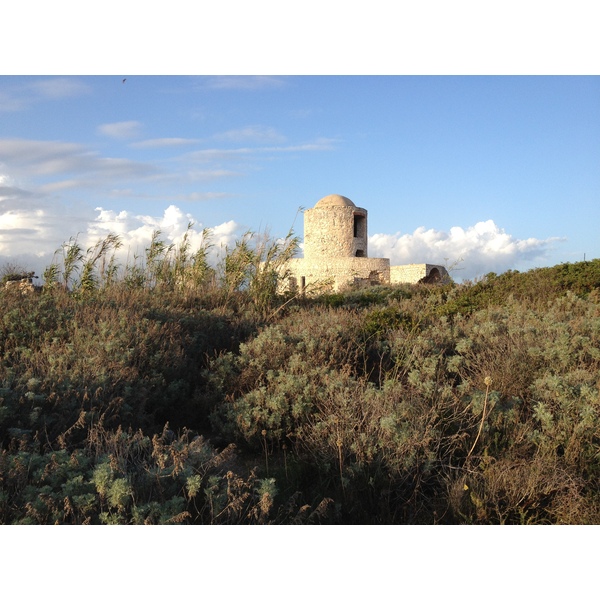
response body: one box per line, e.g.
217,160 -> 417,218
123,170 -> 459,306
1,1 -> 599,284
1,74 -> 598,282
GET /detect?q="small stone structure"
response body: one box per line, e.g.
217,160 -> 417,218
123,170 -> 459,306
286,194 -> 449,293
4,276 -> 36,295
390,264 -> 447,284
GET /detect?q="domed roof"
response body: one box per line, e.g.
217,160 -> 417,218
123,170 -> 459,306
314,194 -> 356,208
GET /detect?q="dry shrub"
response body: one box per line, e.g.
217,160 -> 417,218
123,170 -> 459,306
450,455 -> 600,524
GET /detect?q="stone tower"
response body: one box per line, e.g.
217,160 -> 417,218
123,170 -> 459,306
285,194 -> 390,292
284,193 -> 449,293
303,194 -> 368,259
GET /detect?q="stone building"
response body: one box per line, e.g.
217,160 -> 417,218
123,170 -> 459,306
285,194 -> 448,293
4,276 -> 36,295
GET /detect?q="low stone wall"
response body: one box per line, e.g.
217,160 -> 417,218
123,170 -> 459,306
390,264 -> 449,284
286,256 -> 390,293
4,278 -> 35,294
284,259 -> 449,292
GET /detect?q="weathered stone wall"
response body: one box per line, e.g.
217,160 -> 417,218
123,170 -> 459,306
304,200 -> 368,259
4,278 -> 35,294
390,264 -> 449,284
287,256 -> 390,293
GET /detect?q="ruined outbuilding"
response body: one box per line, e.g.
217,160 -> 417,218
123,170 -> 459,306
4,275 -> 36,295
286,194 -> 449,293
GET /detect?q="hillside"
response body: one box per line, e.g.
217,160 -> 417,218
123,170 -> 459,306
1,249 -> 599,524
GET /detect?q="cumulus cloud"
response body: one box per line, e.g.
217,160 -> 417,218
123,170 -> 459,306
0,183 -> 95,277
87,205 -> 241,249
85,205 -> 243,268
97,121 -> 143,140
1,197 -> 246,280
369,220 -> 562,281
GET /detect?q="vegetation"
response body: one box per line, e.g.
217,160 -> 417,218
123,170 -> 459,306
1,232 -> 599,524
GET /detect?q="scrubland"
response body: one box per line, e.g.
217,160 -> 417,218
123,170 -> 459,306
1,233 -> 599,524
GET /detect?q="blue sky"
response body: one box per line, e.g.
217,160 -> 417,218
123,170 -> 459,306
2,0 -> 600,283
1,75 -> 598,281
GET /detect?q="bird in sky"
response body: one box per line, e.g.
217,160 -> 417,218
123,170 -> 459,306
122,78 -> 127,83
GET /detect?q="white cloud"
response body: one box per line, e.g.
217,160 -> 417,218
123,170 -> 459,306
0,198 -> 248,281
369,220 -> 563,281
0,138 -> 160,184
0,185 -> 96,277
0,91 -> 27,112
0,139 -> 87,175
28,78 -> 91,100
186,147 -> 255,161
0,183 -> 36,212
97,121 -> 144,140
0,77 -> 90,112
38,179 -> 88,193
203,76 -> 286,90
131,137 -> 200,149
179,191 -> 231,202
214,126 -> 286,144
187,169 -> 240,182
289,108 -> 319,119
85,205 -> 243,268
0,134 -> 334,209
185,137 -> 336,162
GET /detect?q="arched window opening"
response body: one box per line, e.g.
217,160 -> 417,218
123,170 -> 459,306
353,214 -> 366,238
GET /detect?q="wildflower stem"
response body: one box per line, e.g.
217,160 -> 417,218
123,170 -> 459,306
467,378 -> 492,459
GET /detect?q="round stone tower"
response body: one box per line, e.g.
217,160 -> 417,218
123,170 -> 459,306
303,194 -> 368,260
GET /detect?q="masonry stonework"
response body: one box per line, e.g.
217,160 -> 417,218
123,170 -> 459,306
390,264 -> 447,284
286,194 -> 449,293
